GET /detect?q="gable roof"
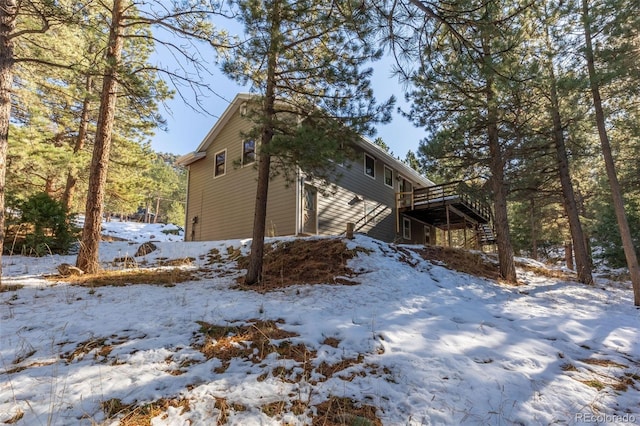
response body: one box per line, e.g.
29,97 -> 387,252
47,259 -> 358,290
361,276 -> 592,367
177,93 -> 434,187
176,93 -> 252,166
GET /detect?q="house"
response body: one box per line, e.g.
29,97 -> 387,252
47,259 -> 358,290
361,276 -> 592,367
177,93 -> 495,247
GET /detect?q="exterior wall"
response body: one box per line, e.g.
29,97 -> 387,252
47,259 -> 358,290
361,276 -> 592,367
184,110 -> 296,241
311,146 -> 425,243
399,217 -> 437,245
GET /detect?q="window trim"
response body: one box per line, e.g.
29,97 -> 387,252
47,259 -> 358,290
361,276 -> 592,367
397,175 -> 413,193
424,225 -> 431,245
214,149 -> 227,178
383,165 -> 393,188
242,139 -> 256,166
402,217 -> 411,240
364,153 -> 376,179
364,202 -> 377,225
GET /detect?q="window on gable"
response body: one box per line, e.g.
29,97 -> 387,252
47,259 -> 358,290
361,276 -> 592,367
402,217 -> 411,240
214,149 -> 226,177
242,140 -> 256,165
364,154 -> 375,178
384,165 -> 393,188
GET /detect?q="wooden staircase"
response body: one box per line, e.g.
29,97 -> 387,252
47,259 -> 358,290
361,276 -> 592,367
476,223 -> 496,246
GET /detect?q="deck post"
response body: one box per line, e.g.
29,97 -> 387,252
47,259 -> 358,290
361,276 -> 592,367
446,205 -> 452,247
346,222 -> 354,239
463,218 -> 467,248
395,193 -> 400,233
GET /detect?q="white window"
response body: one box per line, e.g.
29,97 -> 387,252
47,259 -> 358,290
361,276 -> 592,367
365,202 -> 377,224
214,149 -> 226,177
398,176 -> 412,193
242,140 -> 256,165
364,154 -> 375,179
403,217 -> 411,240
384,165 -> 393,188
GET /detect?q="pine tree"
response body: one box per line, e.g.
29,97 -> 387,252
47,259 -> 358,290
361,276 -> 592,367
400,0 -> 532,283
0,0 -> 16,285
223,0 -> 393,285
0,0 -> 65,284
76,0 -> 126,273
536,1 -> 593,284
580,0 -> 640,304
75,0 -> 223,272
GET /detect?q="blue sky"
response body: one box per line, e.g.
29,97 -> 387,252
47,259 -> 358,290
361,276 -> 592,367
149,51 -> 428,159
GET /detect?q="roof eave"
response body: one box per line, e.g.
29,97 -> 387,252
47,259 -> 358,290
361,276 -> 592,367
176,151 -> 206,166
356,137 -> 434,187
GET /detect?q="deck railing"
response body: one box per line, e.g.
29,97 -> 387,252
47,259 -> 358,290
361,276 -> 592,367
396,181 -> 492,222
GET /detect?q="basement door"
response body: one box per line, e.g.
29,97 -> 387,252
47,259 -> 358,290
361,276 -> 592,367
303,184 -> 318,234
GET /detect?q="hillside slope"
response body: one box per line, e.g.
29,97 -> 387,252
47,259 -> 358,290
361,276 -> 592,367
1,226 -> 639,425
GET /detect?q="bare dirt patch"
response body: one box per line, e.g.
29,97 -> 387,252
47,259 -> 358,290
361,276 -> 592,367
236,238 -> 365,291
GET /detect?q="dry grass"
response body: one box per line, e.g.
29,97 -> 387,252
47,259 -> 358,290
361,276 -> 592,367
408,245 -> 575,283
52,268 -> 199,287
100,397 -> 190,425
0,284 -> 24,292
236,238 -> 364,291
515,262 -> 573,280
156,257 -> 195,267
580,358 -> 628,369
411,245 -> 502,281
322,337 -> 341,348
564,357 -> 640,394
315,355 -> 365,383
191,318 -> 387,424
214,397 -> 246,425
194,319 -> 312,373
259,395 -> 382,425
3,410 -> 24,424
580,379 -> 606,391
63,337 -> 111,362
312,397 -> 382,426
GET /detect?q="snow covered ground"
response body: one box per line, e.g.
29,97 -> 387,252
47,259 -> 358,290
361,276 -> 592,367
1,221 -> 639,425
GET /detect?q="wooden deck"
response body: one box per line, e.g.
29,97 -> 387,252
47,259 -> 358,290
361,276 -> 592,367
396,181 -> 496,246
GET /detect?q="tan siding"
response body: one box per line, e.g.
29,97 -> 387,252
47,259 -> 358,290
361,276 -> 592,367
184,106 -> 428,244
185,110 -> 296,241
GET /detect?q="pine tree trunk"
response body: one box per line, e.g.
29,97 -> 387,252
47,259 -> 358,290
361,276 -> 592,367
582,0 -> 640,305
62,75 -> 93,212
0,0 -> 16,288
245,138 -> 272,285
548,64 -> 593,285
482,30 -> 517,284
76,0 -> 124,274
530,197 -> 538,261
245,0 -> 280,285
154,197 -> 160,223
